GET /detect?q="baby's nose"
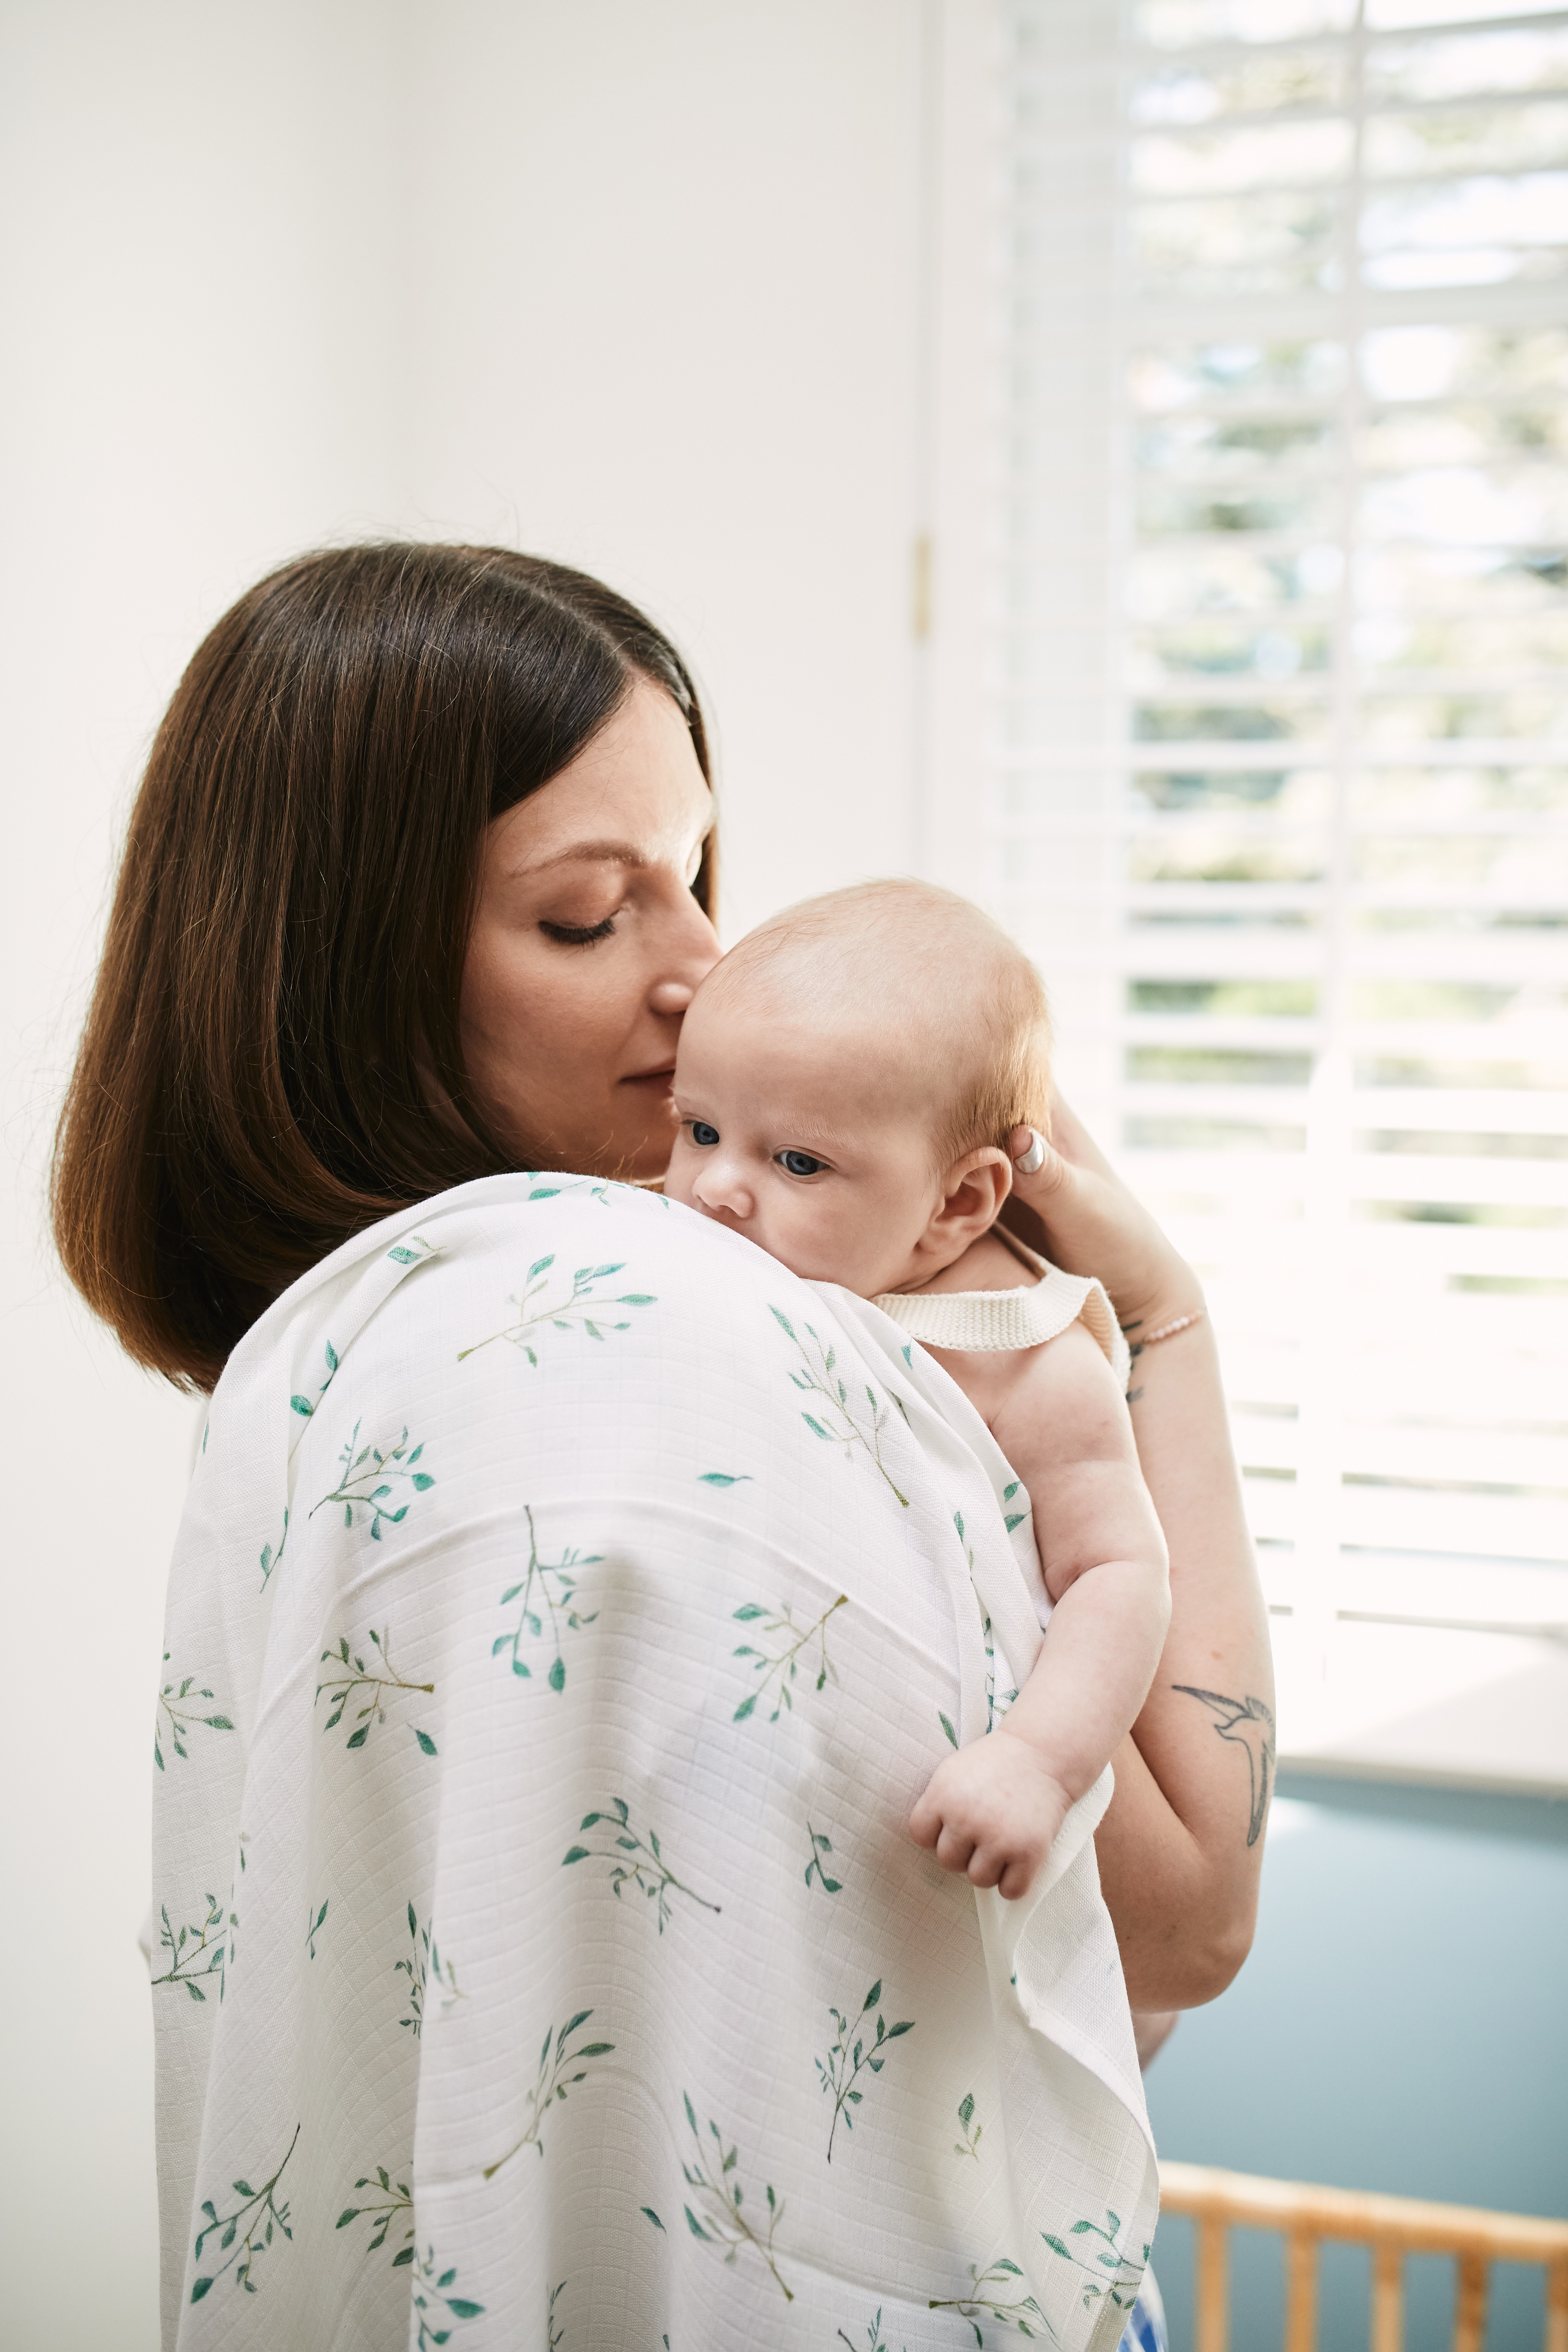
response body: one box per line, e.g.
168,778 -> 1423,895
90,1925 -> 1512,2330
693,1162 -> 754,1221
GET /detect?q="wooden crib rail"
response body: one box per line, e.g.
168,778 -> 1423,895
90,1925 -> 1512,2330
1159,2160 -> 1568,2352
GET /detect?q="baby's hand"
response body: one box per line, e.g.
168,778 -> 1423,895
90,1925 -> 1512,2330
909,1726 -> 1075,1903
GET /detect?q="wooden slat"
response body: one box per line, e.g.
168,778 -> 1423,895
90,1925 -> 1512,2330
1285,2231 -> 1319,2352
1160,2162 -> 1568,2267
1371,2242 -> 1403,2352
1196,2212 -> 1229,2352
1453,2250 -> 1489,2352
1546,2257 -> 1568,2352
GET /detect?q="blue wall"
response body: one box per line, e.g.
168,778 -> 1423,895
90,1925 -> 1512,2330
1143,1775 -> 1568,2352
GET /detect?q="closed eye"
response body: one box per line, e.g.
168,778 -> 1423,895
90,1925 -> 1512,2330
777,1149 -> 828,1177
540,916 -> 616,945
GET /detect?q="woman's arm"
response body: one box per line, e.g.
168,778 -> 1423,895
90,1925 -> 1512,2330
1002,1101 -> 1274,2011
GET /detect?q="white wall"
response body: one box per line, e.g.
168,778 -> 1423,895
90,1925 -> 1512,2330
0,6 -> 927,2341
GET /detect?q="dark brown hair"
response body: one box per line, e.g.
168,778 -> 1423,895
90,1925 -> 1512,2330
52,543 -> 714,1392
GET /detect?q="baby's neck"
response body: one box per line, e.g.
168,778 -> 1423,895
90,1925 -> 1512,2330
882,1225 -> 1032,1300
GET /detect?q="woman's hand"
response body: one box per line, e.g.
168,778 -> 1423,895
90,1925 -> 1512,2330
1002,1098 -> 1202,1336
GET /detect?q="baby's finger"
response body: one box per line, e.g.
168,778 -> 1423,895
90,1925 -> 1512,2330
965,1842 -> 1008,1892
935,1823 -> 977,1876
997,1853 -> 1040,1903
908,1785 -> 943,1849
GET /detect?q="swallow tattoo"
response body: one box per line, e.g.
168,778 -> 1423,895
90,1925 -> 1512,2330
1172,1685 -> 1276,1847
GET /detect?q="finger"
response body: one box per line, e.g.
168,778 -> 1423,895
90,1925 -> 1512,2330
998,1854 -> 1039,1903
908,1789 -> 941,1849
935,1824 -> 976,1875
965,1843 -> 1006,1890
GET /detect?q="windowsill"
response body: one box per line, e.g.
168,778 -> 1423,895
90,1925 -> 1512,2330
1273,1615 -> 1568,1798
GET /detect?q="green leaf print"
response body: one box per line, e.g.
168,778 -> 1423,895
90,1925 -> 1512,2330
481,2009 -> 616,2179
412,2246 -> 485,2347
396,1901 -> 464,2033
305,1900 -> 328,1960
837,2314 -> 906,2352
155,1654 -> 235,1770
150,1896 -> 227,2001
803,1822 -> 842,1895
315,1628 -> 437,1755
561,1798 -> 721,1933
259,1509 -> 288,1591
548,2279 -> 567,2351
698,1471 -> 752,1487
494,1506 -> 602,1692
955,2091 -> 983,2162
311,1422 -> 436,1542
289,1339 -> 340,1420
732,1594 -> 847,1724
816,1981 -> 916,2160
954,1517 -> 1018,1731
928,2258 -> 1051,2341
386,1232 -> 439,1268
770,1307 -> 910,1506
190,2124 -> 298,2303
678,2094 -> 793,2303
1039,2210 -> 1149,2312
335,2164 -> 413,2266
457,1256 -> 657,1365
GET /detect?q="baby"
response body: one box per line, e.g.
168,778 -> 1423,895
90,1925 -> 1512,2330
664,880 -> 1170,1902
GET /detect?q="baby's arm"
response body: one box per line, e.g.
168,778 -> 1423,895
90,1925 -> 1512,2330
909,1320 -> 1170,1900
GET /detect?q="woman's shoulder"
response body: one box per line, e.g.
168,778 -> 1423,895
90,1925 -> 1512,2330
214,1171 -> 776,1404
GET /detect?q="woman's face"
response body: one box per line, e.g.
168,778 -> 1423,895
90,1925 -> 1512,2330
461,677 -> 720,1180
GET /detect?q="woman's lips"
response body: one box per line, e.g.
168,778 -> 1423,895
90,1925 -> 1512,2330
620,1065 -> 675,1090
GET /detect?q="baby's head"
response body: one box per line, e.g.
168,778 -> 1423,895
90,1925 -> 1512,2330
666,880 -> 1050,1295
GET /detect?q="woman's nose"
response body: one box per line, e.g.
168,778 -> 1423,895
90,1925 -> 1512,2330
650,976 -> 698,1016
649,898 -> 722,1017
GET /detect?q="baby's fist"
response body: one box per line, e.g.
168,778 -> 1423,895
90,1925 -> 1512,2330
909,1726 -> 1074,1903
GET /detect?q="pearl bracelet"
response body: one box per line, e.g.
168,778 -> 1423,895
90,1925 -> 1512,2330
1137,1308 -> 1205,1347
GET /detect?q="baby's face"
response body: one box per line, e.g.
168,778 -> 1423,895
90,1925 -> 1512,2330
666,990 -> 941,1295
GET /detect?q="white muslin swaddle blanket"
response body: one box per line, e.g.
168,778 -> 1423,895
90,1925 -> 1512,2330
151,1173 -> 1155,2350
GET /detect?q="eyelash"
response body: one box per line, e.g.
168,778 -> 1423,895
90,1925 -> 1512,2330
540,917 -> 616,946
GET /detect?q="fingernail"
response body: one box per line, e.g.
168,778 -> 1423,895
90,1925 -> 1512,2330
1015,1128 -> 1046,1175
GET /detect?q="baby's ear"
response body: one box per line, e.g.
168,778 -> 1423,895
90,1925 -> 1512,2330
927,1147 -> 1013,1248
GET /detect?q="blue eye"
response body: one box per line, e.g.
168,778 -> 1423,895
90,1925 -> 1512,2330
690,1121 -> 720,1147
779,1150 -> 826,1177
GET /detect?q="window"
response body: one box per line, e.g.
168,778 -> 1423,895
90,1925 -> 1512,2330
931,0 -> 1568,1787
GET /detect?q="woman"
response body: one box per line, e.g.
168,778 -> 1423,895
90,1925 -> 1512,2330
55,546 -> 1271,2350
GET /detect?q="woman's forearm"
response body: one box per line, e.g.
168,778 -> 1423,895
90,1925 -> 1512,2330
1100,1316 -> 1274,2007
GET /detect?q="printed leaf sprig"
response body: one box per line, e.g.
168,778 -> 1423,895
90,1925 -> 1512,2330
1040,2208 -> 1150,2312
396,1901 -> 464,2034
676,2092 -> 793,2302
190,2124 -> 298,2303
458,1254 -> 656,1366
562,1798 -> 720,1934
732,1594 -> 847,1724
815,1980 -> 915,2160
954,2091 -> 983,2162
838,2314 -> 904,2352
548,2280 -> 566,2351
804,1822 -> 842,1895
494,1504 -> 601,1693
259,1509 -> 288,1590
315,1628 -> 437,1755
770,1306 -> 910,1506
289,1338 -> 340,1421
482,2009 -> 615,2179
155,1654 -> 234,1770
311,1422 -> 435,1542
335,2165 -> 413,2267
412,2247 -> 484,2348
928,2258 -> 1050,2341
151,1895 -> 227,2002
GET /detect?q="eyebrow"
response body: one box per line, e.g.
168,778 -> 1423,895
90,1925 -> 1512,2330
505,839 -> 652,881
